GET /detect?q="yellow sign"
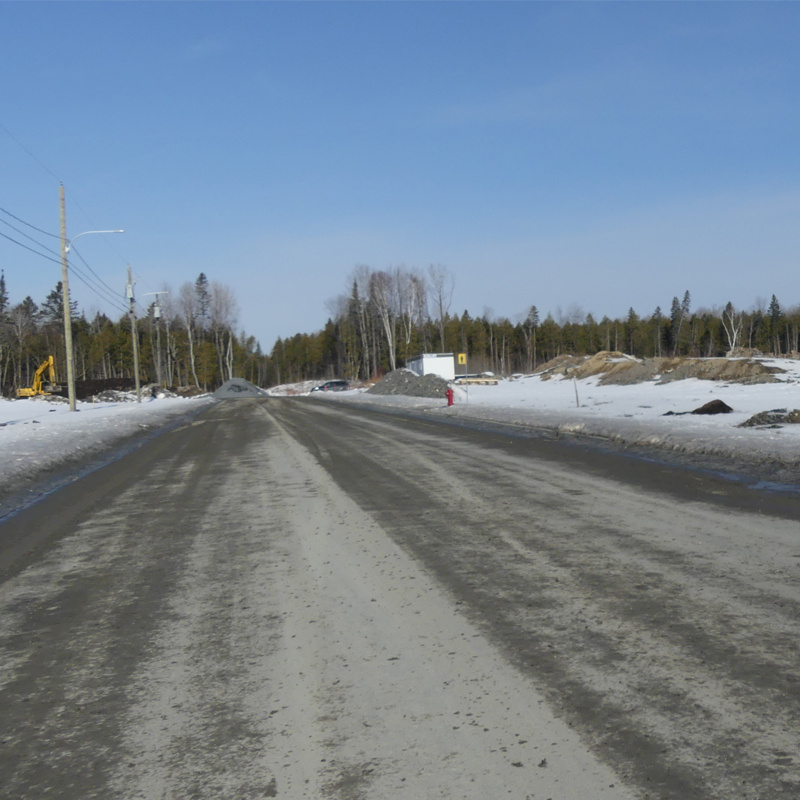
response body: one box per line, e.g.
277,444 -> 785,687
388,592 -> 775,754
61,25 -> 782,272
458,353 -> 467,365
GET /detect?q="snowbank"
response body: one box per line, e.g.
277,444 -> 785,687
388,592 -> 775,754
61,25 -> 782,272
0,394 -> 213,510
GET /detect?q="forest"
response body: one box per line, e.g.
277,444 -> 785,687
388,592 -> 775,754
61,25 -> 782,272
0,271 -> 267,395
269,265 -> 800,386
2,264 -> 798,394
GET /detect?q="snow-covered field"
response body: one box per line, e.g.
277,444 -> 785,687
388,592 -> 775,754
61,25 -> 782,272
300,358 -> 800,477
0,394 -> 212,503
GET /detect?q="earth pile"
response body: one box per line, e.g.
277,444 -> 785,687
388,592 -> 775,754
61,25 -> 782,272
534,351 -> 784,386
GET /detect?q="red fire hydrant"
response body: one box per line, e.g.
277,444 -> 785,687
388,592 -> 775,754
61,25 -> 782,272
446,387 -> 454,407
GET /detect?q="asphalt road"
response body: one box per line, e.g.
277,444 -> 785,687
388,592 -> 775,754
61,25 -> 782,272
2,396 -> 799,800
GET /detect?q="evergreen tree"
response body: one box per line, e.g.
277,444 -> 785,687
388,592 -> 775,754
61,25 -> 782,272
625,307 -> 640,355
768,294 -> 781,326
768,294 -> 782,354
669,296 -> 680,322
195,273 -> 211,331
523,305 -> 539,370
652,306 -> 663,356
669,291 -> 691,355
0,271 -> 8,320
40,282 -> 77,325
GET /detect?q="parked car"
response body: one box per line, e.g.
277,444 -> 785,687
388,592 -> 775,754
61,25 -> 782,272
311,380 -> 350,392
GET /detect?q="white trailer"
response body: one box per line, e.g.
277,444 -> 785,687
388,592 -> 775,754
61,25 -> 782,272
406,353 -> 455,381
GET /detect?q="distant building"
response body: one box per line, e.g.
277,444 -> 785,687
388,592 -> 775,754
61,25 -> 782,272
406,353 -> 455,381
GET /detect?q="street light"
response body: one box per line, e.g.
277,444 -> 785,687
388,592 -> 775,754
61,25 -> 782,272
59,184 -> 124,411
64,229 -> 125,253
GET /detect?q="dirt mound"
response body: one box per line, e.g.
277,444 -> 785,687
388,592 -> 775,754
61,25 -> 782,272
534,354 -> 582,379
535,351 -> 644,382
739,408 -> 800,428
535,351 -> 785,386
367,369 -> 449,398
655,359 -> 782,385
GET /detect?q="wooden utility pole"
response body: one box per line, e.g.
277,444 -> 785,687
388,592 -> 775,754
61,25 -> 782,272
127,265 -> 142,403
59,184 -> 77,412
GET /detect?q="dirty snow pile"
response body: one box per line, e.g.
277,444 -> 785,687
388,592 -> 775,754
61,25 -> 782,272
0,394 -> 212,500
265,379 -> 319,396
367,368 -> 449,398
310,354 -> 800,477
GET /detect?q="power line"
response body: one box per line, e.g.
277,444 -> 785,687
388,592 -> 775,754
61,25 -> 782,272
68,266 -> 129,316
0,217 -> 62,259
0,206 -> 59,239
0,229 -> 61,265
0,144 -> 137,316
69,263 -> 128,314
0,120 -> 61,182
69,244 -> 128,308
0,124 -> 134,302
0,216 -> 129,315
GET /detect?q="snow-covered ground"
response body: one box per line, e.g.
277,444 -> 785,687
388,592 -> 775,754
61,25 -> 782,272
4,358 -> 800,505
301,358 -> 800,478
0,394 -> 212,504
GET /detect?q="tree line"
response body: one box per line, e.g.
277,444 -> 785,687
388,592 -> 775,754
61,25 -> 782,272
268,267 -> 800,385
3,263 -> 798,394
0,272 -> 268,395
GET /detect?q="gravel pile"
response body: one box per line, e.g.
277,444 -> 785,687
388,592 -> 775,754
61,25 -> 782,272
739,408 -> 800,428
367,369 -> 449,398
213,378 -> 266,398
91,390 -> 139,403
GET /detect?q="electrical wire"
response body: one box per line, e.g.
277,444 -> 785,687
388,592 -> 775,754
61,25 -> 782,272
0,120 -> 61,182
69,245 -> 128,308
69,268 -> 129,315
0,122 -> 134,314
0,229 -> 61,265
0,212 -> 129,316
0,206 -> 60,239
0,217 -> 62,260
68,266 -> 129,316
0,120 -> 150,320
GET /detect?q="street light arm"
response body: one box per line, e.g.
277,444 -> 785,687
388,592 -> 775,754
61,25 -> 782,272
65,229 -> 124,252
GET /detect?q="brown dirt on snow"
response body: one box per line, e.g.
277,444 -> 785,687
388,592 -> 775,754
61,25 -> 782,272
534,351 -> 785,385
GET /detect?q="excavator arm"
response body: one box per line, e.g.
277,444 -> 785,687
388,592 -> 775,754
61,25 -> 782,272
17,356 -> 60,397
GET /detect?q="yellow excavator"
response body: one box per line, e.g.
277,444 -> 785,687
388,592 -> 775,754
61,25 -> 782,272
17,356 -> 63,398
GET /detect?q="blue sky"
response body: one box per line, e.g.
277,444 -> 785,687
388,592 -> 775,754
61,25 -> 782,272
2,2 -> 800,350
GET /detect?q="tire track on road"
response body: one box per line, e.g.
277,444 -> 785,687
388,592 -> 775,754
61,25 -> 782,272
273,398 -> 800,800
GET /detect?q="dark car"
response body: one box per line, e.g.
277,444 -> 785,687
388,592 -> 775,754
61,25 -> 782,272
311,380 -> 350,392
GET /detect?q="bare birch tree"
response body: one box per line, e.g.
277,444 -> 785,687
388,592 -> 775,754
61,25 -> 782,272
396,267 -> 427,351
210,281 -> 239,382
369,269 -> 398,371
428,264 -> 454,351
177,282 -> 200,388
720,301 -> 744,354
351,266 -> 373,378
